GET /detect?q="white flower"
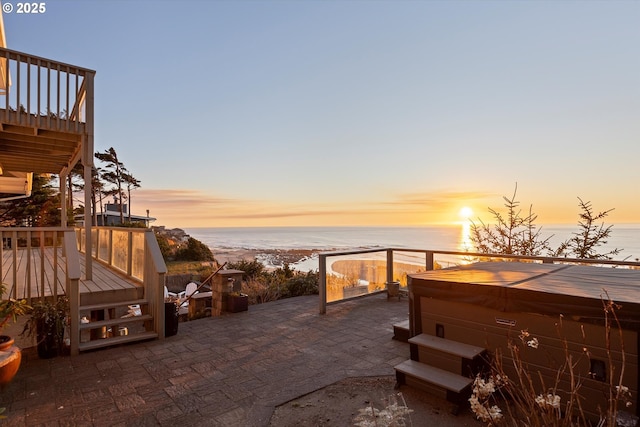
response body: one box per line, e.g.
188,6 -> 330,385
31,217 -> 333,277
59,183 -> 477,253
527,337 -> 539,349
472,376 -> 496,398
535,393 -> 561,409
617,385 -> 630,394
488,405 -> 503,421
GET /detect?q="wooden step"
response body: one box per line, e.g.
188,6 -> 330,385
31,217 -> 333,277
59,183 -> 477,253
395,359 -> 473,393
409,334 -> 485,359
80,299 -> 149,312
79,314 -> 153,330
78,331 -> 158,352
393,319 -> 410,342
395,359 -> 474,415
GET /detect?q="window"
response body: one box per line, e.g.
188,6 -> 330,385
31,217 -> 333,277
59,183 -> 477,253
590,359 -> 606,382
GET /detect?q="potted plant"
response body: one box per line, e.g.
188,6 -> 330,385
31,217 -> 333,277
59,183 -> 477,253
226,292 -> 248,313
0,283 -> 30,385
164,295 -> 179,337
22,296 -> 69,359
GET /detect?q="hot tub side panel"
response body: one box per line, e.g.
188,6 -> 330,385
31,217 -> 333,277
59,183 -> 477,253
410,283 -> 639,420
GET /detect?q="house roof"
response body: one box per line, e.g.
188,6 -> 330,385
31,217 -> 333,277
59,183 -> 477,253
74,210 -> 156,222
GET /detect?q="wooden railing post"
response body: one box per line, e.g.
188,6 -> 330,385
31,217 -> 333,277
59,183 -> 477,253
319,254 -> 327,315
386,249 -> 394,285
64,230 -> 82,357
144,230 -> 167,339
425,251 -> 435,271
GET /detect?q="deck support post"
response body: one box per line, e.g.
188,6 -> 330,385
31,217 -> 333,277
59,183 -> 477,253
319,254 -> 326,314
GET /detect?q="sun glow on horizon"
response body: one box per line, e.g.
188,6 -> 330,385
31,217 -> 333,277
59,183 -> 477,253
459,206 -> 473,220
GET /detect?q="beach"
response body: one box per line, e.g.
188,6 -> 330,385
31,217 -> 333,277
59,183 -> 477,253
189,225 -> 640,270
212,247 -> 318,268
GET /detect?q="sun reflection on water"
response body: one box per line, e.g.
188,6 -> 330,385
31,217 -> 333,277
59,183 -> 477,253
458,222 -> 474,264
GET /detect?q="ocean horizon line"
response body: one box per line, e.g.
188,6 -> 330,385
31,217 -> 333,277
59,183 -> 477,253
183,223 -> 640,230
185,224 -> 640,263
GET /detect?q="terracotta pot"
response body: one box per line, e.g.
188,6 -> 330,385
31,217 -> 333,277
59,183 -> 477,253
0,335 -> 22,386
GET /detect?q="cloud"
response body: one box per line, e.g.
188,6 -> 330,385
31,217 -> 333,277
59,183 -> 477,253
387,190 -> 497,208
133,189 -> 240,207
131,187 -> 499,227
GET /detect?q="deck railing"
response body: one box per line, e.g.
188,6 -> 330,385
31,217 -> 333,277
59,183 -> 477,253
75,226 -> 153,283
74,226 -> 167,349
0,227 -> 81,304
318,248 -> 640,314
0,47 -> 93,132
75,226 -> 167,291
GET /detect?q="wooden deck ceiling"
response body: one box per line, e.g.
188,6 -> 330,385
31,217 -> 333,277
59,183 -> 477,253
0,112 -> 85,174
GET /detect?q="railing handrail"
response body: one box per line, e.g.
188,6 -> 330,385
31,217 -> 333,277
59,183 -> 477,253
0,226 -> 76,232
318,247 -> 640,314
0,47 -> 96,76
319,247 -> 640,268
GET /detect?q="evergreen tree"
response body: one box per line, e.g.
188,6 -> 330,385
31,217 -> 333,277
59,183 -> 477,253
122,172 -> 141,222
95,147 -> 126,223
470,184 -> 551,256
0,174 -> 61,226
94,147 -> 140,225
470,186 -> 619,260
552,198 -> 621,260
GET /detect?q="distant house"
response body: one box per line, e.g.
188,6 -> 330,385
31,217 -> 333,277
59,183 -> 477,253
75,203 -> 156,227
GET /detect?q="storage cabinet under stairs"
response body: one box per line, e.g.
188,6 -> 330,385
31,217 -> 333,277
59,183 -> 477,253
394,333 -> 487,413
78,299 -> 158,352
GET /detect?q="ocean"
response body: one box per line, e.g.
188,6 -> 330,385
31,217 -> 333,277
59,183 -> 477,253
185,225 -> 640,270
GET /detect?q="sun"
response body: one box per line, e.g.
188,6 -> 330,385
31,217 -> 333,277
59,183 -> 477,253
459,206 -> 473,220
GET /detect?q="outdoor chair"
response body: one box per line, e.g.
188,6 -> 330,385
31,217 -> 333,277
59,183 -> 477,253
178,282 -> 200,315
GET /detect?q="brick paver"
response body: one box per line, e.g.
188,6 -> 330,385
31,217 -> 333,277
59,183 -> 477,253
0,294 -> 409,426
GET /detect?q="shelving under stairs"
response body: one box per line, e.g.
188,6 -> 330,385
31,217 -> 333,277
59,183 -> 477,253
78,296 -> 159,352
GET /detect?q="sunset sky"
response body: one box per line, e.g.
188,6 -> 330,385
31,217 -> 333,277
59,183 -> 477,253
4,1 -> 639,228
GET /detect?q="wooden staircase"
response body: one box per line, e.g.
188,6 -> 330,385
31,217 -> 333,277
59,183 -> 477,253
394,333 -> 487,414
392,319 -> 410,342
78,297 -> 159,352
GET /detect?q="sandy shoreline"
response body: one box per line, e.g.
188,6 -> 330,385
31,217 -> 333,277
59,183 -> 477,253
211,248 -> 318,267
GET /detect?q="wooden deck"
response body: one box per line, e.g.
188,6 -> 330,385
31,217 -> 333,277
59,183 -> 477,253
1,247 -> 143,305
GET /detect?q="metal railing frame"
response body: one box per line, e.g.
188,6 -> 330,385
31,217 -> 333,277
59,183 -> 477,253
318,248 -> 640,314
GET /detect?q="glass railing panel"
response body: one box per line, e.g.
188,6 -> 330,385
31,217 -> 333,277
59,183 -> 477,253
111,230 -> 129,274
391,251 -> 429,289
97,228 -> 109,262
325,250 -> 387,303
130,231 -> 145,281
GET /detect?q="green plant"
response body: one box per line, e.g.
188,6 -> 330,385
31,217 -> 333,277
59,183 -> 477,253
22,296 -> 69,351
175,237 -> 215,262
227,259 -> 265,280
0,283 -> 30,332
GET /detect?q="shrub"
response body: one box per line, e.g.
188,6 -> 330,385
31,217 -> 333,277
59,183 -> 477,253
227,259 -> 265,280
175,237 -> 214,262
155,233 -> 173,260
281,271 -> 319,298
